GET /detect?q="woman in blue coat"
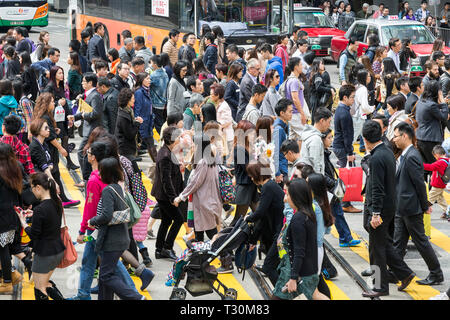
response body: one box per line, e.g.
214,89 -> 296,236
134,72 -> 157,162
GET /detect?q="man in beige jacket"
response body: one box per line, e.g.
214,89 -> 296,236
162,29 -> 180,66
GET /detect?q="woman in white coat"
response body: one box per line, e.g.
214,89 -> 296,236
353,69 -> 375,145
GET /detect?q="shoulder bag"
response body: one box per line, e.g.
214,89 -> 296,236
57,209 -> 78,268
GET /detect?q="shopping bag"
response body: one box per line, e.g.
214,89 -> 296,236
339,166 -> 364,202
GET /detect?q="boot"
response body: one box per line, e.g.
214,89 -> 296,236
139,268 -> 155,291
21,255 -> 33,280
139,248 -> 153,267
46,280 -> 65,300
11,270 -> 23,286
0,281 -> 13,295
34,287 -> 49,300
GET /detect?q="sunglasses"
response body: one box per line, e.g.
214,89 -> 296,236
274,75 -> 280,78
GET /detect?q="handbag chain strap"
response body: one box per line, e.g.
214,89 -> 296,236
108,185 -> 129,209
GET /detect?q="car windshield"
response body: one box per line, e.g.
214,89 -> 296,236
293,11 -> 334,28
381,25 -> 435,45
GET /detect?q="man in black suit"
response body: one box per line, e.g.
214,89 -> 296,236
405,76 -> 424,114
87,22 -> 108,63
69,73 -> 104,183
236,58 -> 260,122
361,121 -> 416,298
392,122 -> 444,286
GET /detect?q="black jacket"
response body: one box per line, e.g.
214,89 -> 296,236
333,103 -> 354,155
246,180 -> 285,245
395,146 -> 429,217
366,143 -> 397,216
151,144 -> 184,203
224,80 -> 240,121
0,58 -> 21,80
111,74 -> 130,93
0,177 -> 21,234
29,137 -> 53,173
21,66 -> 39,101
286,212 -> 318,279
405,92 -> 419,115
399,47 -> 417,72
87,34 -> 108,63
115,107 -> 140,157
24,199 -> 65,257
415,99 -> 448,143
102,87 -> 119,134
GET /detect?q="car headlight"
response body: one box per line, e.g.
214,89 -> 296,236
309,37 -> 320,45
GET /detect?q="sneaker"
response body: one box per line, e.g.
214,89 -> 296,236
147,229 -> 156,239
165,278 -> 176,287
63,200 -> 81,208
429,292 -> 449,300
90,285 -> 99,294
67,295 -> 91,300
224,207 -> 234,221
339,239 -> 361,247
182,232 -> 194,243
217,266 -> 234,274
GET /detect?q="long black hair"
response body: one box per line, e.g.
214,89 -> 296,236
307,173 -> 334,228
173,60 -> 187,88
287,178 -> 316,223
30,172 -> 63,215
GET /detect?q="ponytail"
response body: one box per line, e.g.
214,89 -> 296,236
30,172 -> 63,215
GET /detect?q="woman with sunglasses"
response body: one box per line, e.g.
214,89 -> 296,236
261,69 -> 282,118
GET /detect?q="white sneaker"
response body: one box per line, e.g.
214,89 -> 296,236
429,292 -> 449,300
182,232 -> 194,243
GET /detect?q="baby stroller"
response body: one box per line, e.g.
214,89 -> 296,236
169,217 -> 253,300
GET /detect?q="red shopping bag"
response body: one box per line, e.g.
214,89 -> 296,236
339,166 -> 364,202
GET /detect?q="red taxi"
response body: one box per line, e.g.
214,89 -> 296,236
273,6 -> 346,57
330,17 -> 450,76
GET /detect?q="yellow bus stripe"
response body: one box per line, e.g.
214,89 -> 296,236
330,226 -> 440,300
141,172 -> 254,300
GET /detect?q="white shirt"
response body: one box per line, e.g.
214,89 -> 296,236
387,49 -> 403,74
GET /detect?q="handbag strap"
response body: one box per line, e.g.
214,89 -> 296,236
108,185 -> 129,209
61,207 -> 67,228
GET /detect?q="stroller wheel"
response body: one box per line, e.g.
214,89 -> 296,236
170,288 -> 187,300
224,288 -> 238,300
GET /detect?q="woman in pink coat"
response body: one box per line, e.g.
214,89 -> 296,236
174,136 -> 222,241
274,34 -> 289,73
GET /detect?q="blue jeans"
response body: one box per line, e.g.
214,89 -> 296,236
77,229 -> 138,298
331,200 -> 353,244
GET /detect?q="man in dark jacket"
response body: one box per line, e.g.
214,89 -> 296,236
111,62 -> 131,92
361,121 -> 416,298
236,58 -> 260,122
69,73 -> 104,182
392,122 -> 444,286
151,126 -> 184,261
87,22 -> 108,63
202,32 -> 218,75
405,76 -> 424,114
178,33 -> 197,65
14,27 -> 32,54
332,84 -> 361,213
440,57 -> 450,97
97,77 -> 119,134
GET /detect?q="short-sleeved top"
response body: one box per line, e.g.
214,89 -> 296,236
285,77 -> 304,114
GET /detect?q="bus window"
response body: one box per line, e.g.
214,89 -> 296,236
180,0 -> 195,32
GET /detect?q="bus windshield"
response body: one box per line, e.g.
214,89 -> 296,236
293,11 -> 334,28
381,24 -> 435,45
197,0 -> 279,36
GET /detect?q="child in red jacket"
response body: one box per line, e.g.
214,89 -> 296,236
423,145 -> 449,219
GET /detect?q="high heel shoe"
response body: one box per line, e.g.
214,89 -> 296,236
34,288 -> 49,300
46,280 -> 65,300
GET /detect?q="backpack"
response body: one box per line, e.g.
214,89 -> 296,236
438,159 -> 450,184
278,75 -> 299,99
218,165 -> 235,204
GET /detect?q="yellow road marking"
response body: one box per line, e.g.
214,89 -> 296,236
141,171 -> 254,300
330,226 -> 440,300
325,280 -> 350,300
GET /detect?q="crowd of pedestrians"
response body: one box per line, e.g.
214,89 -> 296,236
0,0 -> 449,301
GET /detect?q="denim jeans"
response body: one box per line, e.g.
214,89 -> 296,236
331,200 -> 353,243
77,229 -> 138,298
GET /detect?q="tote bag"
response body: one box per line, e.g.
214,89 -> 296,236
57,210 -> 78,268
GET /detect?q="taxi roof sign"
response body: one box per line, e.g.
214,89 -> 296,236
388,15 -> 399,20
